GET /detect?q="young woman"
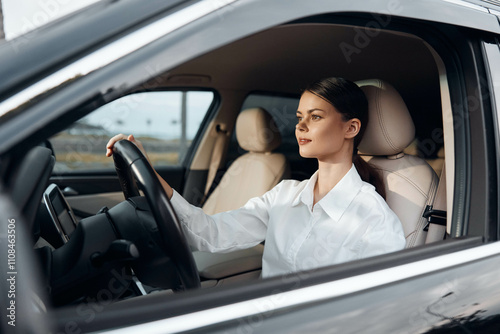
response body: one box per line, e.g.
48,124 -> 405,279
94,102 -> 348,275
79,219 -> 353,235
106,77 -> 405,278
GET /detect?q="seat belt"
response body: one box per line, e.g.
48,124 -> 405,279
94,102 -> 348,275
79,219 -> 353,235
423,163 -> 447,243
202,124 -> 228,203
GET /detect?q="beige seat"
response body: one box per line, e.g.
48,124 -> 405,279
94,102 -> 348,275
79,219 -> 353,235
404,139 -> 445,176
427,146 -> 445,176
357,79 -> 439,248
194,107 -> 290,279
202,107 -> 290,214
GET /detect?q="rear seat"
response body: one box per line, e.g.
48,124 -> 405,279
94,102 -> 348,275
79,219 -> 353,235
404,139 -> 444,176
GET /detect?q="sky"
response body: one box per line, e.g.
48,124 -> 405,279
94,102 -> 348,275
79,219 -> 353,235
82,91 -> 214,140
2,0 -> 100,39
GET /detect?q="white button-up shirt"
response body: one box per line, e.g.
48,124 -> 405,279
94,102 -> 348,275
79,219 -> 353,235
171,164 -> 405,278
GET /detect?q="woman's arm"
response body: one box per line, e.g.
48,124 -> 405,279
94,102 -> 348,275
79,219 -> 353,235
106,133 -> 272,253
171,189 -> 270,253
106,133 -> 173,199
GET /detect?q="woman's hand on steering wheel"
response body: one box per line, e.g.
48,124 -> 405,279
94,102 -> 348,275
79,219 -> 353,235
106,134 -> 146,158
106,134 -> 174,199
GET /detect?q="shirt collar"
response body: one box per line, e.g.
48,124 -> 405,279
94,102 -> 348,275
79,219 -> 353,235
291,170 -> 318,209
292,164 -> 364,221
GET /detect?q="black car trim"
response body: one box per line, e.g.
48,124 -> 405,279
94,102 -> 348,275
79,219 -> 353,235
457,33 -> 498,239
54,237 -> 482,332
92,238 -> 500,334
470,39 -> 499,241
482,41 -> 500,240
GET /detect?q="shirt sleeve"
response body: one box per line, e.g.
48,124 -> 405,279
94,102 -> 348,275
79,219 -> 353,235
170,187 -> 276,253
356,204 -> 406,259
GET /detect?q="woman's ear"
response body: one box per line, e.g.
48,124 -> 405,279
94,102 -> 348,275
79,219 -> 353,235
345,118 -> 361,139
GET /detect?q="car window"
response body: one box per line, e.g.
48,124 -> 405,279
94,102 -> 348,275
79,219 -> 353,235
227,93 -> 316,180
227,93 -> 299,159
50,91 -> 213,172
241,93 -> 300,153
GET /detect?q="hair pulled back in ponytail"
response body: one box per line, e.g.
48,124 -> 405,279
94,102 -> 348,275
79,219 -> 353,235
352,154 -> 386,199
305,77 -> 386,199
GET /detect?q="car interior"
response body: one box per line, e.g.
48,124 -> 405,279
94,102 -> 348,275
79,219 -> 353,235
19,17 -> 459,311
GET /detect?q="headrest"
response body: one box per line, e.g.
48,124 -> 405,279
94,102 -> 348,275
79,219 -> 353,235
357,79 -> 415,156
236,107 -> 281,153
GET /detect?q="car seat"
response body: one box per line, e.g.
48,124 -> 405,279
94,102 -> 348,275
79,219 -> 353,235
202,107 -> 290,214
194,107 -> 290,280
357,79 -> 439,248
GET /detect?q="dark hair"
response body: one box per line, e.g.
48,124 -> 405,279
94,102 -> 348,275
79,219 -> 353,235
305,77 -> 386,199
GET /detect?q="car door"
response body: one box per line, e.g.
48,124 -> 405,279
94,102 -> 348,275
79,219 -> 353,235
1,0 -> 500,333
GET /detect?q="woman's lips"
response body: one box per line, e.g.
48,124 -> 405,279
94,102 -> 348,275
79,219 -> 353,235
298,138 -> 311,145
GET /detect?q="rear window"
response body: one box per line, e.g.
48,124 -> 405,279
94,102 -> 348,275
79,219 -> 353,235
227,93 -> 317,180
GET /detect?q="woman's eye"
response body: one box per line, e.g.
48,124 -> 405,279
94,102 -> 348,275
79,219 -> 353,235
312,115 -> 321,120
296,116 -> 303,122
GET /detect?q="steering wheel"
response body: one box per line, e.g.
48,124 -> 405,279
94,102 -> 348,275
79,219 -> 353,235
112,140 -> 200,290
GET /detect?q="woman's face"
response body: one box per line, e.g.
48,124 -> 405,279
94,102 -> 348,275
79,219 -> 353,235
295,91 -> 359,163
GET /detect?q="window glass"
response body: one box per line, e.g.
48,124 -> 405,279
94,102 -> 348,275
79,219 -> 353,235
50,91 -> 213,172
237,93 -> 300,156
228,93 -> 317,180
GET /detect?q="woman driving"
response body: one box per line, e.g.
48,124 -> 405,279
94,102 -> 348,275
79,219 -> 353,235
106,77 -> 405,278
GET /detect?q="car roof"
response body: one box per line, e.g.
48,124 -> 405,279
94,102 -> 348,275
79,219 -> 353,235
461,0 -> 500,12
0,0 -> 188,98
